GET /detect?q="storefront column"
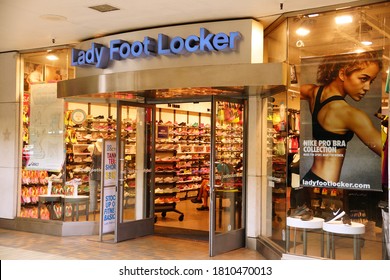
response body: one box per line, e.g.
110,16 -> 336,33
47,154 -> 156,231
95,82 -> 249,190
246,93 -> 262,249
0,52 -> 21,219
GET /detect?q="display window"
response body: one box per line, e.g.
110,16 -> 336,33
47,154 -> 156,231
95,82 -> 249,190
263,2 -> 389,259
20,91 -> 245,236
20,49 -> 75,220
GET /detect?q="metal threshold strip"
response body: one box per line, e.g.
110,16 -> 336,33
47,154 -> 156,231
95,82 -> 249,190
57,63 -> 287,99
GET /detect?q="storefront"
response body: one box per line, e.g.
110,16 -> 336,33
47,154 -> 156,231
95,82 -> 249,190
0,1 -> 389,259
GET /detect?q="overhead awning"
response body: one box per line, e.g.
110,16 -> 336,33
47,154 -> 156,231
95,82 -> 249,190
57,62 -> 287,100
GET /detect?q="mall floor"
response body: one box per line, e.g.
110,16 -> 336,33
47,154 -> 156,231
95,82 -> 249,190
1,199 -> 386,260
0,228 -> 265,260
0,199 -> 265,260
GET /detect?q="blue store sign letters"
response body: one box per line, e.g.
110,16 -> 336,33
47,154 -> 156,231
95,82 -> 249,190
71,28 -> 242,69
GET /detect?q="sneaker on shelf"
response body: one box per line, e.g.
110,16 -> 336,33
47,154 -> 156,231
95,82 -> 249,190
325,208 -> 346,223
289,204 -> 314,221
300,209 -> 314,221
289,204 -> 309,217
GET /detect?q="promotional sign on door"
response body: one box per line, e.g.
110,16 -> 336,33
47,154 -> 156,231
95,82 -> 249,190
103,139 -> 117,186
100,139 -> 117,235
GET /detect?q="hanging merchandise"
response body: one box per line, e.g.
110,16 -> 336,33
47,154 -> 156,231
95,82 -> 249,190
385,66 -> 389,94
218,103 -> 225,122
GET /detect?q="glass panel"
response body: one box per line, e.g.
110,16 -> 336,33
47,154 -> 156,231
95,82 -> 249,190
119,105 -> 153,222
263,93 -> 289,245
285,2 -> 389,259
214,101 -> 244,232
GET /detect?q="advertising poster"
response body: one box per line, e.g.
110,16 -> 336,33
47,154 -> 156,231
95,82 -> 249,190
103,139 -> 117,186
300,51 -> 383,191
26,83 -> 64,171
157,125 -> 169,139
102,186 -> 116,234
101,139 -> 117,235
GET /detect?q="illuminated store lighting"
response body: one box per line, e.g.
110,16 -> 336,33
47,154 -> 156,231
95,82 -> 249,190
335,15 -> 353,24
46,54 -> 59,61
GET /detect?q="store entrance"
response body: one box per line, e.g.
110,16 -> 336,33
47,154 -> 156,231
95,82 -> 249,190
151,97 -> 246,256
115,101 -> 156,242
153,101 -> 212,239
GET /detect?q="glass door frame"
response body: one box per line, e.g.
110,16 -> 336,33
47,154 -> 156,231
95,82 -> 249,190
115,100 -> 156,242
209,95 -> 247,256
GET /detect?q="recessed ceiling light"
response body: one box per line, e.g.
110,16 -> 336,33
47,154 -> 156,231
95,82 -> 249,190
89,4 -> 120,13
46,54 -> 59,61
296,27 -> 310,36
335,15 -> 353,25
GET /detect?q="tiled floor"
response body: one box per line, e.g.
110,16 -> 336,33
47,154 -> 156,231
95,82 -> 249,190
2,198 -> 385,260
0,228 -> 265,260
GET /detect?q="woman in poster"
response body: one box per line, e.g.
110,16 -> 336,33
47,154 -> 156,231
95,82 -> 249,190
300,51 -> 383,186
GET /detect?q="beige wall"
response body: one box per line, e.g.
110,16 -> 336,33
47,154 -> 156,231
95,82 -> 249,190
0,52 -> 21,219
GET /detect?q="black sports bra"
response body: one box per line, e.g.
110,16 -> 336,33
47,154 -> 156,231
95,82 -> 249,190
312,86 -> 354,148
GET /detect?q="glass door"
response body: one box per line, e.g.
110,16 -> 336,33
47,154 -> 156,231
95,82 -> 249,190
209,96 -> 246,256
115,100 -> 156,242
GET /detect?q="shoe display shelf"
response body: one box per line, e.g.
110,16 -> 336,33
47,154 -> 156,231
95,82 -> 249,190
286,216 -> 325,257
171,121 -> 211,187
154,145 -> 184,221
156,121 -> 210,201
215,124 -> 243,168
123,144 -> 136,209
175,143 -> 210,200
64,113 -> 119,197
323,220 -> 365,260
65,143 -> 91,196
20,170 -> 63,220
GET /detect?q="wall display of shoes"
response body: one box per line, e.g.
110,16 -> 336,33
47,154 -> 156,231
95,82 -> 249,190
64,111 -> 118,197
265,98 -> 289,223
20,88 -> 66,220
123,130 -> 136,209
156,121 -> 211,201
155,130 -> 184,221
215,123 -> 243,168
154,115 -> 214,221
20,169 -> 63,219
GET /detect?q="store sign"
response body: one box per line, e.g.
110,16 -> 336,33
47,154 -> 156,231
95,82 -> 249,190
71,28 -> 241,69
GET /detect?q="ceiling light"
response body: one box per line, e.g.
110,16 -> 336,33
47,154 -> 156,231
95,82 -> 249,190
46,54 -> 59,61
335,15 -> 353,25
307,14 -> 319,18
361,40 -> 372,46
296,27 -> 310,36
